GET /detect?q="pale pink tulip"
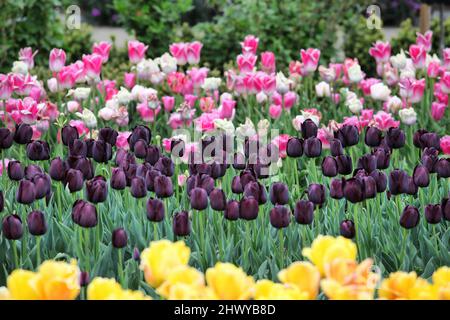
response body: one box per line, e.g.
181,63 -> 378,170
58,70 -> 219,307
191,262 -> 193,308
237,53 -> 257,74
19,47 -> 38,69
409,44 -> 427,69
137,103 -> 160,122
416,31 -> 433,52
49,48 -> 66,72
123,72 -> 136,89
116,132 -> 131,149
300,48 -> 320,74
439,72 -> 450,94
373,111 -> 400,131
169,42 -> 188,65
0,74 -> 13,99
427,61 -> 440,78
283,91 -> 297,109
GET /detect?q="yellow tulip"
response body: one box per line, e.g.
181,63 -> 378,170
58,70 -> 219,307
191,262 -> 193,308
302,235 -> 357,275
7,270 -> 40,300
157,265 -> 205,299
278,261 -> 320,299
253,280 -> 309,300
116,289 -> 151,300
87,278 -> 123,300
408,278 -> 438,300
140,240 -> 190,288
205,262 -> 254,300
165,283 -> 217,300
378,271 -> 419,300
432,266 -> 450,300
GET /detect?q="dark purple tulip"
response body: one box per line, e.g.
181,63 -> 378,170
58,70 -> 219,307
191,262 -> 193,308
334,125 -> 359,147
240,170 -> 257,188
26,140 -> 50,161
224,200 -> 240,220
404,176 -> 418,196
303,137 -> 322,158
336,155 -> 353,175
110,167 -> 127,190
74,157 -> 94,180
269,182 -> 289,205
154,175 -> 173,198
32,173 -> 51,199
16,180 -> 36,204
190,187 -> 208,210
244,181 -> 267,205
145,169 -> 160,192
69,139 -> 87,158
442,198 -> 450,221
128,125 -> 151,151
145,145 -> 160,166
136,163 -> 151,179
330,139 -> 344,156
190,163 -> 211,176
365,126 -> 383,147
413,165 -> 429,188
173,211 -> 191,236
98,127 -> 118,146
0,128 -> 14,149
92,140 -> 112,163
171,139 -> 185,158
0,191 -> 3,212
386,127 -> 405,149
286,137 -> 303,158
79,271 -> 90,287
2,214 -> 23,240
49,157 -> 67,181
389,169 -> 408,195
112,228 -> 128,248
343,178 -> 364,203
330,178 -> 344,199
61,125 -> 79,146
301,119 -> 318,138
307,183 -> 326,205
231,176 -> 243,194
270,205 -> 290,228
321,156 -> 338,177
7,160 -> 24,181
133,247 -> 140,261
358,154 -> 377,173
369,170 -> 387,193
123,163 -> 137,187
294,200 -> 314,224
115,148 -> 129,167
424,204 -> 442,224
24,164 -> 43,180
14,123 -> 32,144
27,211 -> 47,236
400,205 -> 420,229
239,197 -> 259,220
435,158 -> 450,178
419,132 -> 441,150
146,198 -> 165,222
154,156 -> 174,177
66,169 -> 84,193
372,147 -> 391,169
233,152 -> 246,170
86,176 -> 108,203
209,188 -> 226,211
133,139 -> 148,159
210,162 -> 227,179
85,138 -> 95,158
130,176 -> 147,198
340,220 -> 355,239
72,199 -> 98,228
361,175 -> 377,199
421,147 -> 439,173
413,129 -> 428,148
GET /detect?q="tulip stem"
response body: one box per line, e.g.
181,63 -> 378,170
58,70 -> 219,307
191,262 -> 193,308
36,236 -> 41,267
11,240 -> 19,269
118,248 -> 124,287
278,229 -> 284,268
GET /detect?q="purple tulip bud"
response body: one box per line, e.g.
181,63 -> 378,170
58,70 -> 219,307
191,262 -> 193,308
412,165 -> 429,188
145,145 -> 160,166
233,152 -> 246,170
116,148 -> 135,167
231,176 -> 243,194
112,228 -> 128,248
26,140 -> 50,161
92,140 -> 112,163
49,157 -> 67,181
98,127 -> 118,146
154,175 -> 173,198
65,169 -> 83,193
14,123 -> 33,144
85,138 -> 94,158
173,211 -> 191,236
146,198 -> 165,222
244,181 -> 267,205
365,126 -> 383,147
31,173 -> 51,199
286,137 -> 303,158
357,154 -> 377,173
330,178 -> 344,199
270,205 -> 290,229
123,163 -> 137,187
239,197 -> 259,220
133,139 -> 148,159
413,129 -> 428,148
386,127 -> 405,149
68,139 -> 87,158
269,182 -> 289,205
154,156 -> 174,177
404,176 -> 418,196
301,119 -> 318,139
128,125 -> 151,151
224,200 -> 240,221
2,214 -> 23,240
294,200 -> 314,224
334,125 -> 359,147
7,160 -> 24,181
145,169 -> 160,192
307,183 -> 326,205
0,128 -> 14,149
421,147 -> 439,173
330,139 -> 344,156
27,211 -> 47,236
61,125 -> 79,146
133,247 -> 141,261
209,188 -> 226,211
303,137 -> 322,158
136,163 -> 151,179
109,167 -> 125,190
190,187 -> 208,210
343,178 -> 364,203
389,169 -> 408,195
336,155 -> 353,175
130,176 -> 147,198
340,219 -> 355,239
435,158 -> 450,178
25,164 -> 43,180
400,205 -> 420,229
321,156 -> 338,177
210,162 -> 227,179
86,176 -> 108,203
424,204 -> 442,224
16,180 -> 36,204
419,132 -> 441,150
369,170 -> 387,193
72,199 -> 98,228
361,175 -> 377,199
79,271 -> 90,287
240,170 -> 257,188
372,147 -> 390,169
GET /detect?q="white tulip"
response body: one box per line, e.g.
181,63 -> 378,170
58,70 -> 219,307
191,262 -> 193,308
399,107 -> 417,125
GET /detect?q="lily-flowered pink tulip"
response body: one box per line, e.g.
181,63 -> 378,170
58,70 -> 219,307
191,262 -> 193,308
49,48 -> 66,73
300,48 -> 320,74
369,41 -> 391,63
399,78 -> 425,104
431,101 -> 447,121
128,40 -> 148,64
19,47 -> 38,69
194,112 -> 219,132
162,96 -> 175,112
82,54 -> 103,79
137,103 -> 160,122
123,72 -> 136,89
440,135 -> 450,154
187,67 -> 208,88
187,41 -> 203,65
184,94 -> 197,108
92,41 -> 112,63
262,74 -> 276,95
416,31 -> 433,52
409,44 -> 427,69
0,74 -> 13,99
116,132 -> 131,149
272,134 -> 290,158
57,66 -> 76,89
241,35 -> 259,54
434,83 -> 449,105
439,72 -> 450,94
237,53 -> 257,74
170,42 -> 188,65
427,61 -> 441,78
261,51 -> 276,73
373,111 -> 400,131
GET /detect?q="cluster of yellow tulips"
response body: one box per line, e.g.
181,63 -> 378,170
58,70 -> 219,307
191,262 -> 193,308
0,235 -> 448,300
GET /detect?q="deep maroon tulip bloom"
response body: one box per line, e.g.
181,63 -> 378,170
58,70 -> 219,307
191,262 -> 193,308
340,219 -> 355,239
321,156 -> 338,177
301,119 -> 318,139
294,200 -> 314,224
400,205 -> 420,229
16,180 -> 36,204
330,139 -> 344,156
419,132 -> 441,150
128,125 -> 151,151
133,248 -> 140,261
66,169 -> 84,193
231,176 -> 244,194
0,128 -> 14,149
190,187 -> 208,210
0,191 -> 3,212
123,163 -> 138,187
307,183 -> 326,205
286,137 -> 304,158
79,271 -> 90,287
98,127 -> 118,146
86,176 -> 108,203
26,140 -> 50,161
334,125 -> 359,147
27,211 -> 47,236
154,175 -> 173,198
136,163 -> 151,179
412,165 -> 429,188
72,200 -> 98,228
336,155 -> 353,175
421,147 -> 439,173
32,173 -> 51,199
357,154 -> 377,173
74,157 -> 94,180
209,188 -> 226,211
364,126 -> 383,147
211,162 -> 227,179
224,200 -> 240,220
239,197 -> 259,220
404,176 -> 418,196
269,182 -> 289,205
171,139 -> 185,158
173,211 -> 191,236
2,214 -> 23,240
133,139 -> 148,159
304,137 -> 322,158
112,228 -> 128,248
435,158 -> 450,178
146,198 -> 165,222
240,170 -> 257,188
372,148 -> 391,169
92,140 -> 112,163
330,178 -> 344,199
49,157 -> 67,181
233,152 -> 246,170
145,145 -> 160,166
154,156 -> 174,177
116,148 -> 130,167
68,139 -> 87,158
389,169 -> 408,195
130,176 -> 147,198
270,205 -> 291,229
244,181 -> 267,205
424,204 -> 442,224
7,160 -> 24,181
85,138 -> 95,158
386,127 -> 405,149
24,164 -> 43,180
413,129 -> 428,148
369,170 -> 387,193
361,175 -> 377,199
145,169 -> 161,192
111,167 -> 127,190
61,125 -> 79,146
343,178 -> 364,203
442,198 -> 450,221
14,123 -> 32,144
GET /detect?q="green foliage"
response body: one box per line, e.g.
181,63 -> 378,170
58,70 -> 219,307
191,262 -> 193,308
62,23 -> 94,63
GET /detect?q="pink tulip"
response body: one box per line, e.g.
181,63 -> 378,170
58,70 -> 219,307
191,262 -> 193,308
262,74 -> 276,95
434,83 -> 449,105
67,100 -> 80,113
177,174 -> 187,187
243,72 -> 259,94
373,111 -> 400,131
186,41 -> 203,65
416,31 -> 433,52
409,44 -> 427,69
19,47 -> 38,69
271,134 -> 290,158
92,41 -> 112,63
439,72 -> 450,94
289,60 -> 305,77
168,113 -> 184,129
443,48 -> 450,70
167,72 -> 188,94
431,101 -> 447,121
269,104 -> 282,119
194,112 -> 219,132
199,96 -> 215,113
169,42 -> 188,65
368,41 -> 391,63
82,54 -> 103,79
69,60 -> 86,83
162,96 -> 175,112
128,40 -> 148,64
261,51 -> 276,73
237,53 -> 257,74
219,99 -> 236,119
440,136 -> 450,154
187,67 -> 208,88
399,78 -> 425,104
317,128 -> 331,149
137,103 -> 160,122
0,74 -> 13,99
116,132 -> 131,149
69,120 -> 90,137
359,78 -> 381,96
300,48 -> 320,74
329,63 -> 343,79
184,94 -> 197,108
283,91 -> 297,109
427,61 -> 441,78
241,35 -> 259,54
123,72 -> 136,89
49,48 -> 66,72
